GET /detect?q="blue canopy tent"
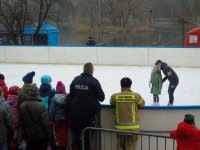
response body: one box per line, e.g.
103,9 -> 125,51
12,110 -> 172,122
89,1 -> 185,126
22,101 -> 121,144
24,22 -> 59,46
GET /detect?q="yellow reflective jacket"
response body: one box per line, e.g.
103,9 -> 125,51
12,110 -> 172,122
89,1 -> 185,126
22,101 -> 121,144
110,88 -> 145,130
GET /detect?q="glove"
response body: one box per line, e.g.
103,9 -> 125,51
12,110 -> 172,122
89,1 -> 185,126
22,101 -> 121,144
149,82 -> 152,88
170,85 -> 175,88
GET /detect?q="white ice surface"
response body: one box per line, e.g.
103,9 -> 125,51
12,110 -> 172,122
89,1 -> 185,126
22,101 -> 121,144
0,63 -> 200,106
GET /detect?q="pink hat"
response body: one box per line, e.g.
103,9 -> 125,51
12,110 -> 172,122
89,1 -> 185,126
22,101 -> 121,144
56,81 -> 66,94
9,86 -> 20,95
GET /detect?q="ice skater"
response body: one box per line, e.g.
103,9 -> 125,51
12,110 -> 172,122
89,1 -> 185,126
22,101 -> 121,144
155,60 -> 179,106
149,63 -> 162,106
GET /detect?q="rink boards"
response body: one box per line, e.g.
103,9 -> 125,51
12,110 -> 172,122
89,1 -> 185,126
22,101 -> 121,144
101,105 -> 200,131
99,105 -> 200,150
0,46 -> 200,67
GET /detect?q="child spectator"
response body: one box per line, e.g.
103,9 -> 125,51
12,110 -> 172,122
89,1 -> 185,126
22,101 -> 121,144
7,86 -> 20,145
49,81 -> 68,150
170,114 -> 200,150
149,63 -> 162,106
0,106 -> 14,150
0,73 -> 8,99
0,87 -> 14,150
0,87 -> 12,119
18,71 -> 36,107
19,85 -> 51,150
39,75 -> 55,111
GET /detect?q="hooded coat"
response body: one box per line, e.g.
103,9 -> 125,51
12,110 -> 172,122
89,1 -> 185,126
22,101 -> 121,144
18,84 -> 35,107
170,122 -> 200,150
19,97 -> 50,142
0,107 -> 13,144
7,95 -> 19,127
0,80 -> 8,99
150,66 -> 162,95
0,96 -> 12,119
49,94 -> 67,121
161,62 -> 179,85
49,94 -> 68,147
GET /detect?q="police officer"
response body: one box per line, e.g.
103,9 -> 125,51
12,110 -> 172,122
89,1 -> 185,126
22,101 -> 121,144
110,77 -> 145,150
70,62 -> 105,150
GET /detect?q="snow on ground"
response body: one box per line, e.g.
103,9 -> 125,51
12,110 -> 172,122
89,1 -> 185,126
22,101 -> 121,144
1,63 -> 200,106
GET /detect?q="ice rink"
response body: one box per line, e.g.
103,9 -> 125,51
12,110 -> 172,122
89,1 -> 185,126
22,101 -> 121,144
1,63 -> 200,106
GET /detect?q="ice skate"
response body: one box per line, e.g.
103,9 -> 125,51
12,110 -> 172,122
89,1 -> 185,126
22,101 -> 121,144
167,103 -> 173,106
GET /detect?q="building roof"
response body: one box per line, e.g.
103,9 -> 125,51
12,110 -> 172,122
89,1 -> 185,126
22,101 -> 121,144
24,22 -> 59,34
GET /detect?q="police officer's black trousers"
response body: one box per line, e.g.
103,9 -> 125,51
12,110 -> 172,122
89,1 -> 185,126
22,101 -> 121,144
71,116 -> 95,150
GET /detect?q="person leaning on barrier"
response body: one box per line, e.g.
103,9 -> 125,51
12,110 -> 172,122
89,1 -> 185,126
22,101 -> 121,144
170,114 -> 200,150
70,62 -> 105,150
110,77 -> 145,150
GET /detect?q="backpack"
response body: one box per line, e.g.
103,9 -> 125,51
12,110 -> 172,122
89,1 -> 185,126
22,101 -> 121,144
49,94 -> 67,121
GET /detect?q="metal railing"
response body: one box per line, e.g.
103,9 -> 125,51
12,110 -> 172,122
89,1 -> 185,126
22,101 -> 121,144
81,127 -> 176,150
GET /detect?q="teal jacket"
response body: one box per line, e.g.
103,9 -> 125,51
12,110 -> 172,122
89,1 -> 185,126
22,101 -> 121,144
150,70 -> 162,95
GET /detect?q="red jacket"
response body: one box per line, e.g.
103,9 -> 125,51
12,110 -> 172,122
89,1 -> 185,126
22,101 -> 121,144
0,80 -> 8,99
170,122 -> 200,150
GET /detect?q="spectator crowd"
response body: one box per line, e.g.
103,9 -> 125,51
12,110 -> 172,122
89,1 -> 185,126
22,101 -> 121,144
0,62 -> 197,150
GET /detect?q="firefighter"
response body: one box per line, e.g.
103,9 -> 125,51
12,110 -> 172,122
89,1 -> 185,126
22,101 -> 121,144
110,77 -> 145,150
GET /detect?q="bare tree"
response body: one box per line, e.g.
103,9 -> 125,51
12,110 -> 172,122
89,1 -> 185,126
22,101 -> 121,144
0,0 -> 29,44
0,0 -> 61,45
29,0 -> 61,44
102,0 -> 146,27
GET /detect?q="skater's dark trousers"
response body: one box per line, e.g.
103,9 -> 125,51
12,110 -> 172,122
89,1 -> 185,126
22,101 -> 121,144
168,81 -> 179,105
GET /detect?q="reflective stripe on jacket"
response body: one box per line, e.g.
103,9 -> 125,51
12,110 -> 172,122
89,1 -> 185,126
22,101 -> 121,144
110,88 -> 145,130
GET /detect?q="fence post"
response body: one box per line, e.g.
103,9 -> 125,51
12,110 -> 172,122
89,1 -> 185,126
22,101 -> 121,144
81,127 -> 172,150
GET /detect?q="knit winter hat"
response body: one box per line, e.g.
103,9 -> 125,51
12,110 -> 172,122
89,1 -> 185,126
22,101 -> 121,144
184,114 -> 195,124
28,85 -> 39,98
41,75 -> 52,84
23,71 -> 35,84
0,74 -> 5,80
56,81 -> 66,94
9,86 -> 20,95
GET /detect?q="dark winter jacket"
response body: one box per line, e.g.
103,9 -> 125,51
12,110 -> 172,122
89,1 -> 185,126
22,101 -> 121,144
170,122 -> 200,150
18,84 -> 36,107
0,96 -> 12,121
70,73 -> 105,119
0,107 -> 13,144
161,62 -> 179,85
86,40 -> 96,46
39,83 -> 55,111
19,97 -> 51,142
0,80 -> 8,99
49,94 -> 67,121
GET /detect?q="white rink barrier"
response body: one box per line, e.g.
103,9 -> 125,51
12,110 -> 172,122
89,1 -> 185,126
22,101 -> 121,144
101,105 -> 200,132
0,46 -> 200,67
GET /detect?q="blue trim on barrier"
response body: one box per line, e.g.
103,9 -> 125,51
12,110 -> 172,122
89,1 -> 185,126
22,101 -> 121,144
1,45 -> 200,48
101,104 -> 200,110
